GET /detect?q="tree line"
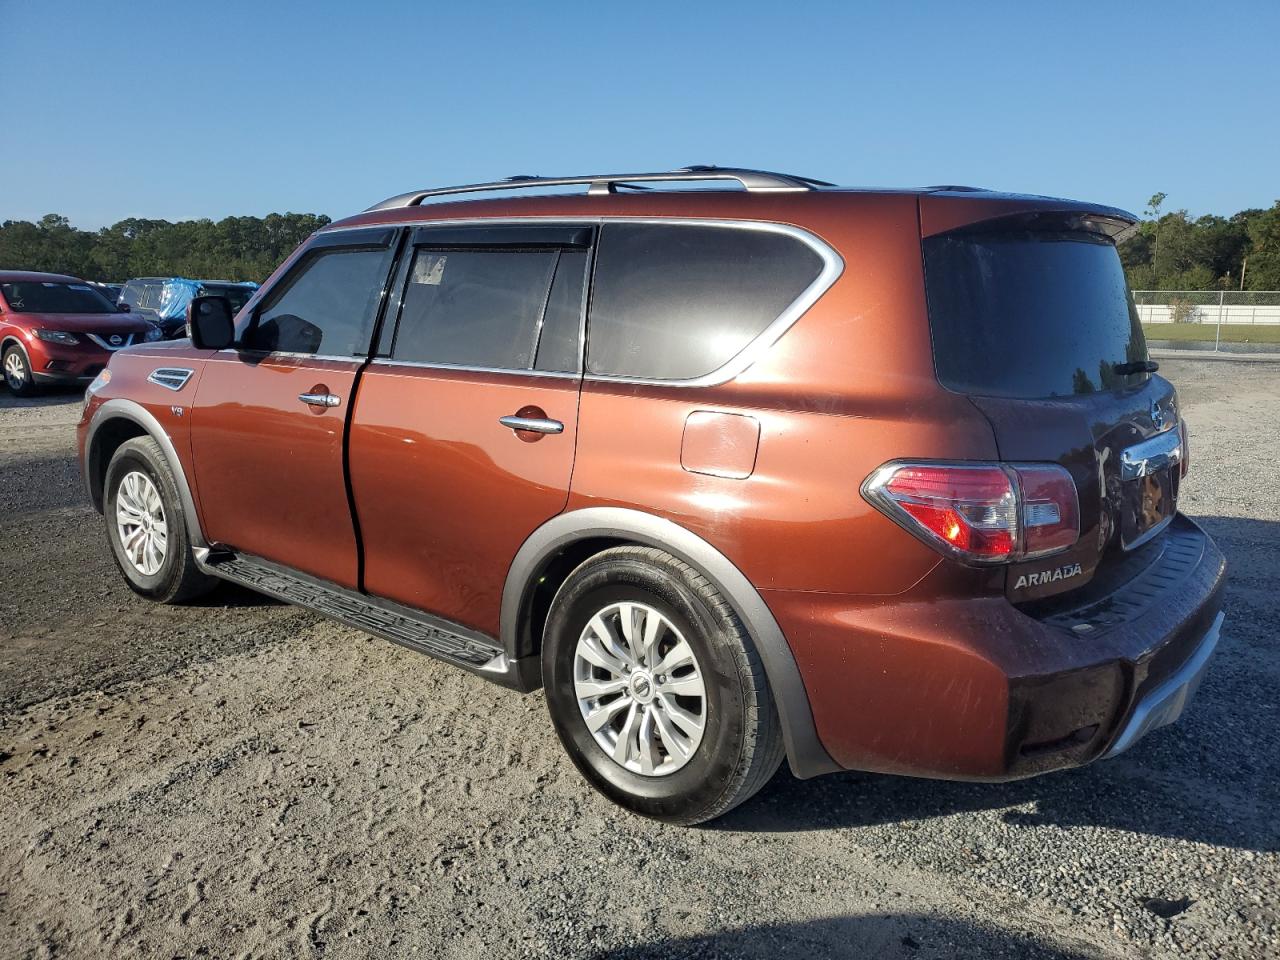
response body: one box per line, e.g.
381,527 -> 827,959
1119,195 -> 1279,291
2,197 -> 1278,290
0,213 -> 331,284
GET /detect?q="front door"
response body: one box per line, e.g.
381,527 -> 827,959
349,224 -> 591,635
190,231 -> 398,589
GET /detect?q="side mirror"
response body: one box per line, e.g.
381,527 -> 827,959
117,302 -> 131,312
187,295 -> 236,350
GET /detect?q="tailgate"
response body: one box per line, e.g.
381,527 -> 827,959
921,210 -> 1184,602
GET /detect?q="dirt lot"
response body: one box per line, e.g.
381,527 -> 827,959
1,358 -> 1277,960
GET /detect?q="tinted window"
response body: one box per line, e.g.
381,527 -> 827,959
924,231 -> 1148,398
587,224 -> 824,380
0,281 -> 116,314
533,250 -> 587,372
392,248 -> 557,369
248,246 -> 392,356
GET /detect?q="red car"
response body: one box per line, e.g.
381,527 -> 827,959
1,271 -> 160,396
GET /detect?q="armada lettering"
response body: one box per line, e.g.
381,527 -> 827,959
1014,562 -> 1084,590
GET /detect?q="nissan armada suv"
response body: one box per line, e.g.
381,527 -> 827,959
78,167 -> 1226,824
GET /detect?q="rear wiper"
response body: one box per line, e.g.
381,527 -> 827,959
1113,360 -> 1159,375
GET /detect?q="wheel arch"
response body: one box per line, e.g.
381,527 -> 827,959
84,399 -> 207,549
2,335 -> 32,366
501,507 -> 839,778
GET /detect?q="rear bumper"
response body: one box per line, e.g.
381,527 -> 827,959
766,513 -> 1227,780
1101,610 -> 1223,758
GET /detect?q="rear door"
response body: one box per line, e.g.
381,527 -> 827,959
348,224 -> 590,635
190,229 -> 398,589
922,219 -> 1182,602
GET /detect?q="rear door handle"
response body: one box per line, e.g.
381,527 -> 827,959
299,392 -> 341,408
499,415 -> 563,435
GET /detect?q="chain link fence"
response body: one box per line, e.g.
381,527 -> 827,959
1133,290 -> 1280,325
1133,291 -> 1280,351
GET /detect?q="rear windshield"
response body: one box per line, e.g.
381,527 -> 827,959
924,231 -> 1148,398
1,281 -> 117,314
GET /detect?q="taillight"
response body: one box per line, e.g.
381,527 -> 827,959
862,461 -> 1079,565
1014,464 -> 1080,558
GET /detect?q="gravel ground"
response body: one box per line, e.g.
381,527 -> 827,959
0,359 -> 1276,959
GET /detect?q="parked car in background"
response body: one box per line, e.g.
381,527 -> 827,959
118,277 -> 258,338
1,271 -> 161,395
78,167 -> 1225,825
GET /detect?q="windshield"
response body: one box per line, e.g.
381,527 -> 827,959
200,284 -> 255,313
924,231 -> 1148,399
1,281 -> 118,315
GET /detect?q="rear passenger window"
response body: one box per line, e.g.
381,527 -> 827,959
587,223 -> 825,380
392,248 -> 569,370
248,246 -> 392,356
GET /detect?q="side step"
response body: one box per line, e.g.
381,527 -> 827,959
202,553 -> 519,687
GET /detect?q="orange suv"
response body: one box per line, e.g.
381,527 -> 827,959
78,167 -> 1226,824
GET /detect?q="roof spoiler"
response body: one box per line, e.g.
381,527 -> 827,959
920,193 -> 1139,242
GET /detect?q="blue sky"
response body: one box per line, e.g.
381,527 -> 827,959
3,0 -> 1277,228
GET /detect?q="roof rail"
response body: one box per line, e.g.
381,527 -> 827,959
366,166 -> 834,211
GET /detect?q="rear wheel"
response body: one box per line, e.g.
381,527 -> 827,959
542,546 -> 785,825
3,345 -> 37,396
104,437 -> 218,604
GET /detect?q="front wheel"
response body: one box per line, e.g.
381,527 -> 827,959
542,546 -> 785,825
104,437 -> 218,604
3,345 -> 37,396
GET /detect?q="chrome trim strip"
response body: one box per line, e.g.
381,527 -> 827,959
1103,611 -> 1224,758
212,349 -> 361,364
1123,511 -> 1177,552
323,217 -> 844,389
1120,427 -> 1183,481
366,357 -> 578,381
146,367 -> 194,391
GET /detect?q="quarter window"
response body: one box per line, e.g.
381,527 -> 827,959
247,245 -> 393,356
587,223 -> 825,381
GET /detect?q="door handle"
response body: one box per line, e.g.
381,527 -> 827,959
499,414 -> 563,435
298,392 -> 341,408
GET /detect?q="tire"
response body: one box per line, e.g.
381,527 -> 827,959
103,436 -> 218,604
542,546 -> 785,825
3,345 -> 37,397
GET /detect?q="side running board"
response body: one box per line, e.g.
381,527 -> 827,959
203,553 -> 519,687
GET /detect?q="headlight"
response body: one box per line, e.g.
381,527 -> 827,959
144,324 -> 164,342
33,329 -> 81,345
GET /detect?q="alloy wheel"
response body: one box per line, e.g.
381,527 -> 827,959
115,470 -> 168,576
573,601 -> 707,776
3,351 -> 27,390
